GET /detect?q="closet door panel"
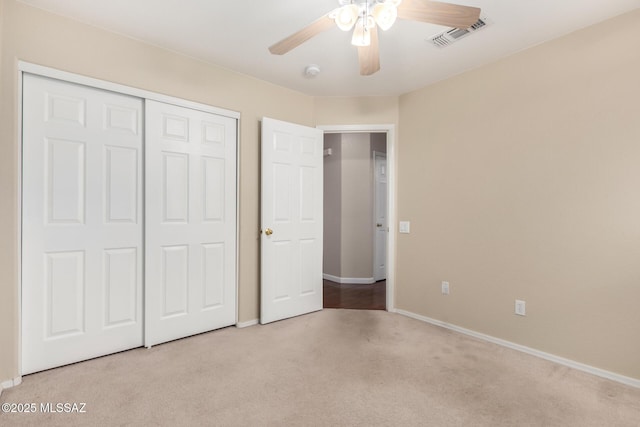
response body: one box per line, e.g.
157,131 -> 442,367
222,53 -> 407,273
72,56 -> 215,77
145,100 -> 237,347
22,74 -> 143,374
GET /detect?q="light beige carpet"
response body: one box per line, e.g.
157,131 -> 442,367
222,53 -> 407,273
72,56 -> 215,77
1,309 -> 639,426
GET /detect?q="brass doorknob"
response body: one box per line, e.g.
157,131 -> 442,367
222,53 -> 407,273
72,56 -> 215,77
265,228 -> 273,236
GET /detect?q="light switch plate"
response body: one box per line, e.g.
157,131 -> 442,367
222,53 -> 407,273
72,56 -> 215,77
399,221 -> 410,234
441,281 -> 449,295
515,300 -> 526,316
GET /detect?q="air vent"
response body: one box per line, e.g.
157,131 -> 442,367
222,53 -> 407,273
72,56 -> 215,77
427,16 -> 490,48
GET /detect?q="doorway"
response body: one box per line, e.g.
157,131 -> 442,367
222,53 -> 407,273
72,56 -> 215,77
320,128 -> 393,311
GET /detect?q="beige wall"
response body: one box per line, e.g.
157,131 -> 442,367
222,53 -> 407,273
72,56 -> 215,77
0,0 -> 314,382
0,0 -> 15,386
340,133 -> 374,279
323,134 -> 342,278
0,0 -> 3,88
371,133 -> 386,155
314,96 -> 399,126
397,10 -> 640,380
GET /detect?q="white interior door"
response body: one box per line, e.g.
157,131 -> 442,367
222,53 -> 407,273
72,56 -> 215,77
145,100 -> 237,347
374,152 -> 387,281
260,118 -> 323,324
22,74 -> 143,374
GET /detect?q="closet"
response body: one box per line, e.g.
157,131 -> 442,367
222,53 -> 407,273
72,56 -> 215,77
21,72 -> 237,374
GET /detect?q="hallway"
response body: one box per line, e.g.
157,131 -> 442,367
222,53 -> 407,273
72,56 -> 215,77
322,280 -> 386,310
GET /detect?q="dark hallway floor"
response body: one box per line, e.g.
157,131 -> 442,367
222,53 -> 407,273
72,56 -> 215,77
322,279 -> 386,310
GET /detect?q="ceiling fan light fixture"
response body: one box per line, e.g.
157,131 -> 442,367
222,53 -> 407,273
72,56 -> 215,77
334,4 -> 359,31
268,0 -> 481,77
373,2 -> 398,31
351,16 -> 371,47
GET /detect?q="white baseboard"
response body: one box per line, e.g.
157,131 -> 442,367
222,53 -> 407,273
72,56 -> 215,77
395,309 -> 640,389
323,274 -> 375,284
236,319 -> 259,328
1,377 -> 22,396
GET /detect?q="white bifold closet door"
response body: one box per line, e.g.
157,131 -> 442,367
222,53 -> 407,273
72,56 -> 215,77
144,100 -> 237,347
22,74 -> 237,374
22,74 -> 144,374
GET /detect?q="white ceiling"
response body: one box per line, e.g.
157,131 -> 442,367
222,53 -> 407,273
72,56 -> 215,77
18,0 -> 640,97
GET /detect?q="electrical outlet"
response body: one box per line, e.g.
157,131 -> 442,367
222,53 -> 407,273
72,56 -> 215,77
441,281 -> 450,295
515,300 -> 526,316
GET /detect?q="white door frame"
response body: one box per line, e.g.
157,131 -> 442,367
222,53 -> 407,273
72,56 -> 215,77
16,61 -> 241,379
317,124 -> 396,312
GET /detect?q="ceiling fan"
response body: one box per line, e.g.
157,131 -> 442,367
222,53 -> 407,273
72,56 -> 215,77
269,0 -> 481,76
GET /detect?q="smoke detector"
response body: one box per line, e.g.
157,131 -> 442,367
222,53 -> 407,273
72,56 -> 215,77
304,64 -> 321,78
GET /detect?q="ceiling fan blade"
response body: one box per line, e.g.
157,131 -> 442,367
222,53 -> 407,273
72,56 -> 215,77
397,0 -> 481,29
358,26 -> 380,76
269,15 -> 335,55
